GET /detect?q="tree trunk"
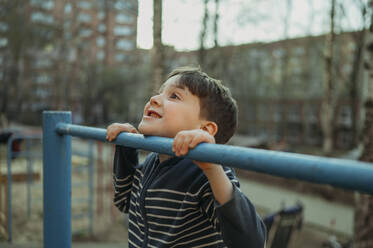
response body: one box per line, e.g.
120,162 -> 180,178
279,0 -> 292,142
349,2 -> 369,148
213,0 -> 219,48
349,29 -> 366,148
150,0 -> 164,95
355,102 -> 373,248
198,0 -> 209,69
321,0 -> 336,156
354,2 -> 373,246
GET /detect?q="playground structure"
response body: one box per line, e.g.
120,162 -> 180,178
0,129 -> 118,244
43,111 -> 373,248
0,133 -> 42,242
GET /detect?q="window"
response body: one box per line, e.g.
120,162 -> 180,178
63,20 -> 70,30
97,50 -> 105,60
96,37 -> 105,47
273,48 -> 285,58
116,14 -> 132,23
0,22 -> 7,32
115,53 -> 126,62
0,38 -> 8,47
116,39 -> 134,50
98,23 -> 106,33
42,0 -> 54,10
31,12 -> 54,24
80,29 -> 92,37
114,26 -> 132,36
98,11 -> 105,20
35,88 -> 49,98
30,0 -> 40,6
78,13 -> 92,23
294,46 -> 305,56
64,31 -> 72,40
64,3 -> 72,13
78,1 -> 91,9
35,59 -> 52,69
35,74 -> 51,84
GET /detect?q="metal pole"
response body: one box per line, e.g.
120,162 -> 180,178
43,111 -> 72,248
56,123 -> 373,195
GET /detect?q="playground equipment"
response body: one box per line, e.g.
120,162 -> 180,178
43,111 -> 373,248
5,133 -> 42,242
71,139 -> 94,236
2,131 -> 97,243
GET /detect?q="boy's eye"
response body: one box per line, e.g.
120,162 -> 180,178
170,92 -> 180,99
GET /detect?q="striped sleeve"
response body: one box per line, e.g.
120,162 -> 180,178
200,167 -> 267,247
199,167 -> 239,230
113,145 -> 139,213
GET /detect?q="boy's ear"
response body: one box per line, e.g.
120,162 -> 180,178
201,121 -> 218,137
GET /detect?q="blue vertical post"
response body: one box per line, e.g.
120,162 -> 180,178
43,111 -> 72,248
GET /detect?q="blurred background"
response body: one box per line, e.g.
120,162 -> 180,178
0,0 -> 373,247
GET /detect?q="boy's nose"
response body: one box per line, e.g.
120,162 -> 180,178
150,94 -> 162,106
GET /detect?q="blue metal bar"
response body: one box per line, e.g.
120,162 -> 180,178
43,111 -> 72,248
56,122 -> 373,195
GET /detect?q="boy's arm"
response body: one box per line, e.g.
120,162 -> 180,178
172,129 -> 233,205
173,129 -> 267,247
107,123 -> 139,213
113,145 -> 138,213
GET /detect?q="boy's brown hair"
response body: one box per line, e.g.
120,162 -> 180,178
167,67 -> 238,144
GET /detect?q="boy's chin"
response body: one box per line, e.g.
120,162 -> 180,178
137,123 -> 152,136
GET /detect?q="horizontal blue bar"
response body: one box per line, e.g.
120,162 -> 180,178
56,123 -> 373,194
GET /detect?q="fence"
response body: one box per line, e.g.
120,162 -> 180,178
43,111 -> 373,248
5,133 -> 42,242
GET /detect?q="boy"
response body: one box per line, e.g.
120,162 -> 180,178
106,67 -> 266,247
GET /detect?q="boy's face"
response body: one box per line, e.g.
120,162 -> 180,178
138,75 -> 204,138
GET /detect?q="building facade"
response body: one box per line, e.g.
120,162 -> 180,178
0,0 -> 138,123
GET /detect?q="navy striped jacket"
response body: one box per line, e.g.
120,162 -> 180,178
113,146 -> 266,247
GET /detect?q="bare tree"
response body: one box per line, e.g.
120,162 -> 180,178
336,0 -> 370,148
150,0 -> 164,94
279,0 -> 292,141
213,0 -> 219,48
321,0 -> 337,156
354,2 -> 373,247
198,0 -> 209,68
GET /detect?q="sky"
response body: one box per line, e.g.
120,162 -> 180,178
137,0 -> 366,51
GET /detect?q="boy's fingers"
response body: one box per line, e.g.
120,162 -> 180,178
189,134 -> 204,148
180,136 -> 192,155
174,136 -> 183,156
173,134 -> 186,156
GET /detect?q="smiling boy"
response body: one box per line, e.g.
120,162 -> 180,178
106,67 -> 266,247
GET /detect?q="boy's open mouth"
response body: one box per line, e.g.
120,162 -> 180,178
147,110 -> 162,119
